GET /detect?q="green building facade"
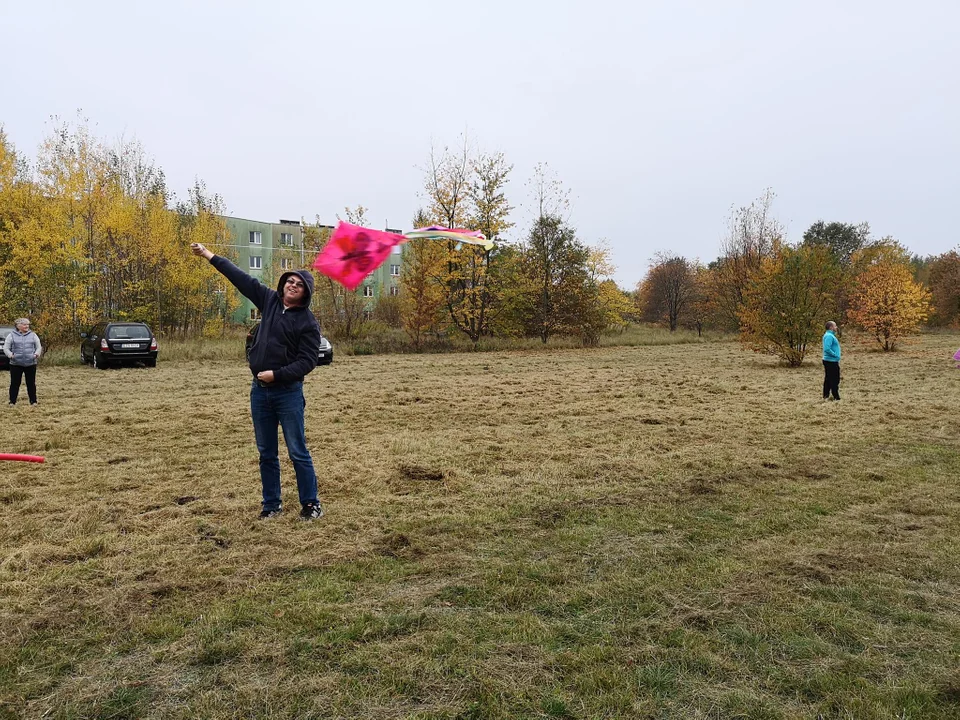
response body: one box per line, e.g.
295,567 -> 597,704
358,230 -> 403,313
220,216 -> 402,325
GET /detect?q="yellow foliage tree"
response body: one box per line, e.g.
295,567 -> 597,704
400,209 -> 446,349
422,141 -> 514,342
738,245 -> 842,366
588,245 -> 632,332
0,118 -> 232,344
707,189 -> 784,330
848,259 -> 931,351
928,250 -> 960,327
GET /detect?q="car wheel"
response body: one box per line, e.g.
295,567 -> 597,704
80,348 -> 87,364
145,359 -> 157,368
93,351 -> 108,370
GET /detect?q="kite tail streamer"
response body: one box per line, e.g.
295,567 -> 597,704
313,222 -> 492,289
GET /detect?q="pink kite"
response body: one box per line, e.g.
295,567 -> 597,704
312,223 -> 405,291
954,347 -> 960,367
313,222 -> 491,290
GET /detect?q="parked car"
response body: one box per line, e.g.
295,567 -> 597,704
245,321 -> 333,365
0,325 -> 12,371
80,321 -> 158,369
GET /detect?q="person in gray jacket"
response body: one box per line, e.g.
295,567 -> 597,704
5,318 -> 42,405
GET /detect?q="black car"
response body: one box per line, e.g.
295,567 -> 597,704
0,325 -> 12,371
245,321 -> 333,365
80,322 -> 158,369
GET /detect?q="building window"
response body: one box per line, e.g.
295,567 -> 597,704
389,285 -> 399,296
249,308 -> 260,320
363,285 -> 374,297
363,310 -> 373,320
280,232 -> 293,245
250,256 -> 262,269
249,231 -> 262,245
280,257 -> 291,270
390,264 -> 400,276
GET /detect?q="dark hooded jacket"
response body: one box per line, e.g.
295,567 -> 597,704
210,255 -> 322,385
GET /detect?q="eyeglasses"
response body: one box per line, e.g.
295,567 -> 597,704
285,278 -> 305,289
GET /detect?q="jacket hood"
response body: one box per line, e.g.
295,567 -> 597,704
277,270 -> 315,307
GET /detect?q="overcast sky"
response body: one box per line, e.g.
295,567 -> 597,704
3,0 -> 958,286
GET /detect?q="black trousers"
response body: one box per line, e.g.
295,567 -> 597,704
822,360 -> 840,400
9,365 -> 37,405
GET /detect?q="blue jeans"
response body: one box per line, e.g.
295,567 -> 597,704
250,381 -> 318,511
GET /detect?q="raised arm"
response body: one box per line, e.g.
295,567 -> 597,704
191,242 -> 270,310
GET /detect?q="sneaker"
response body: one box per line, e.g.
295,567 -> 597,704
299,501 -> 324,520
258,507 -> 282,519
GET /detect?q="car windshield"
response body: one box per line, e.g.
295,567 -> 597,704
108,325 -> 151,340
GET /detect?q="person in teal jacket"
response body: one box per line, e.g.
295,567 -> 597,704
822,321 -> 841,400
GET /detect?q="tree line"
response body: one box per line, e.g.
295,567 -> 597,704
2,121 -> 956,355
0,120 -> 234,345
636,190 -> 958,365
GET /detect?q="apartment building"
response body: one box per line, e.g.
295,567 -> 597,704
220,216 -> 402,324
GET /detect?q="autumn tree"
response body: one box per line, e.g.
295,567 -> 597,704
738,245 -> 842,366
909,254 -> 934,287
850,237 -> 912,271
0,118 -> 230,344
567,243 -> 627,346
459,152 -> 515,340
0,129 -> 34,323
372,292 -> 402,328
511,164 -> 607,344
480,243 -> 528,337
686,266 -> 712,336
518,214 -> 593,344
927,251 -> 960,327
708,189 -> 784,330
422,139 -> 514,342
638,254 -> 700,331
400,208 -> 446,349
802,220 -> 871,323
848,252 -> 932,351
588,245 -> 633,333
171,180 -> 237,335
802,220 -> 870,267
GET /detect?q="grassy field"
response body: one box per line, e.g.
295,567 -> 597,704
2,333 -> 959,719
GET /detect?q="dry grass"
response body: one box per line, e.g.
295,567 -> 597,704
1,333 -> 959,719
